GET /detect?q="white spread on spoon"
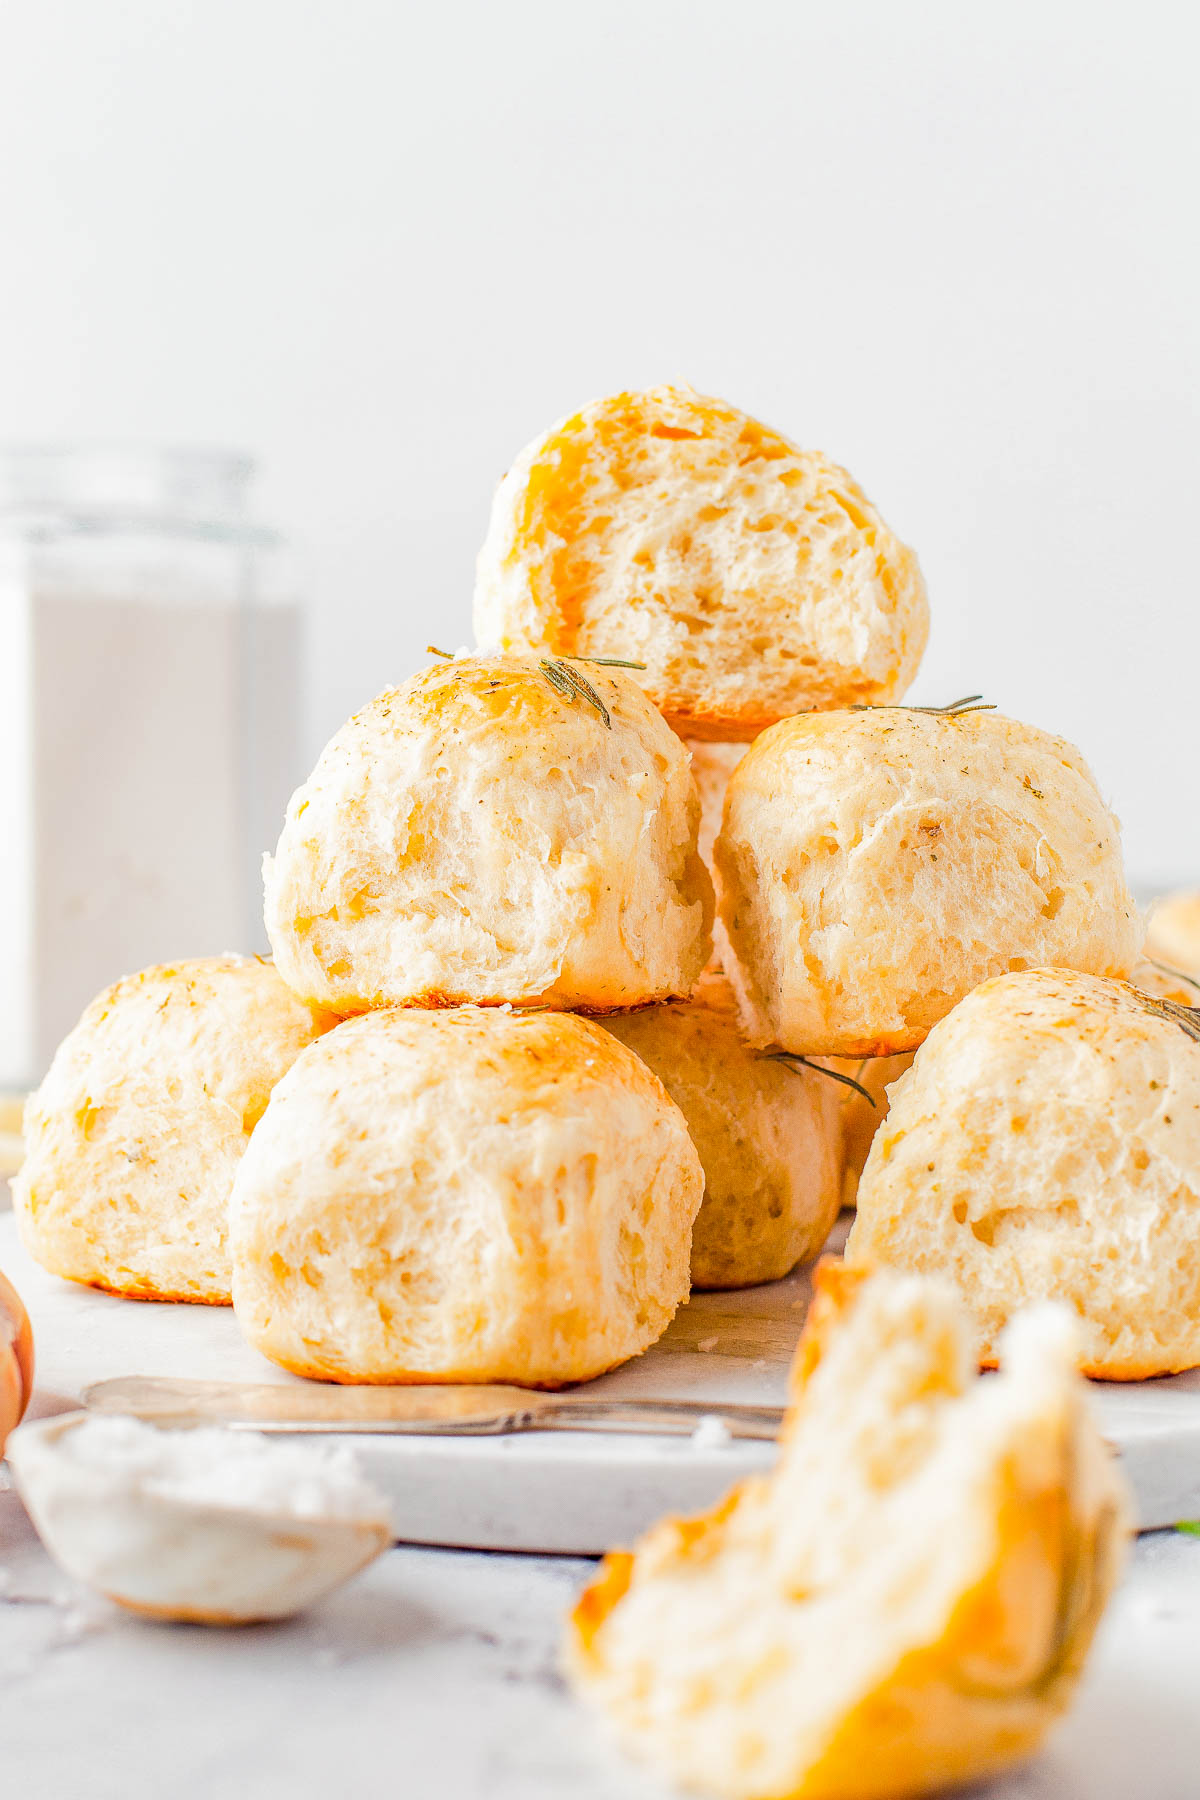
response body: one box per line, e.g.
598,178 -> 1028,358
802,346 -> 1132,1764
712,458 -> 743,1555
8,1411 -> 392,1624
52,1414 -> 387,1522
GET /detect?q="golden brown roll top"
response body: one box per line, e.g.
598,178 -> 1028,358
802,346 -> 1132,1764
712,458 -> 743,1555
230,1006 -> 703,1386
265,653 -> 713,1014
715,705 -> 1142,1056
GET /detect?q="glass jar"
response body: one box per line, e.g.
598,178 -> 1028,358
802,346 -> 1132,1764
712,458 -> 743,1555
0,447 -> 303,1088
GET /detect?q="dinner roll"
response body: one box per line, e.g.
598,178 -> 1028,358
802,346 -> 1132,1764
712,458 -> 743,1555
230,1006 -> 703,1385
847,967 -> 1200,1378
1145,890 -> 1200,976
836,1051 -> 914,1208
474,386 -> 929,740
13,957 -> 334,1304
265,653 -> 713,1015
599,975 -> 843,1289
715,705 -> 1142,1056
568,1263 -> 1128,1800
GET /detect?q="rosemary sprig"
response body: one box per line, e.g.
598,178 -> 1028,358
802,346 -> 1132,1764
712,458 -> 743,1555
851,694 -> 996,717
762,1050 -> 876,1107
427,643 -> 644,727
539,657 -> 613,728
540,656 -> 581,701
1133,992 -> 1200,1047
567,656 -> 648,670
558,662 -> 611,724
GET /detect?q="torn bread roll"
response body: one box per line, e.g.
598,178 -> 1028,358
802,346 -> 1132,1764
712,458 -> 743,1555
715,705 -> 1141,1056
474,385 -> 929,740
599,975 -> 843,1289
568,1262 -> 1129,1800
13,957 -> 334,1305
265,654 -> 713,1015
847,967 -> 1200,1378
230,1006 -> 703,1385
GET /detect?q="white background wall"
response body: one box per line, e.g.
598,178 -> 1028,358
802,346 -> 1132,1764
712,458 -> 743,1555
1,0 -> 1196,887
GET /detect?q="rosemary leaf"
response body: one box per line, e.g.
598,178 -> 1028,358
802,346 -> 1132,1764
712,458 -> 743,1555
427,644 -> 455,659
567,655 -> 648,670
539,658 -> 578,704
1133,992 -> 1200,1047
1177,1520 -> 1200,1537
763,1050 -> 876,1106
851,694 -> 996,718
540,658 -> 612,728
556,662 -> 612,728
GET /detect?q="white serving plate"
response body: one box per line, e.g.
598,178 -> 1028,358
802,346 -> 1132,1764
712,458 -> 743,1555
2,1213 -> 1198,1553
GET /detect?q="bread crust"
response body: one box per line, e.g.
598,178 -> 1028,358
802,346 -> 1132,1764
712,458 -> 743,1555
715,707 -> 1143,1057
474,386 -> 929,737
250,1348 -> 632,1392
72,1276 -> 233,1307
847,967 -> 1200,1378
264,654 -> 713,1014
666,705 -> 806,743
230,1006 -> 704,1386
12,957 -> 335,1306
374,990 -> 696,1019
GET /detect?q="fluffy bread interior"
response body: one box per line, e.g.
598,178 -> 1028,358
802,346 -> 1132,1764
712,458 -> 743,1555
475,386 -> 929,738
568,1263 -> 1129,1800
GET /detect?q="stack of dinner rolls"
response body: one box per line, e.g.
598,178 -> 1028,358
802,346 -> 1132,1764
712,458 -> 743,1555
13,379 -> 1197,1398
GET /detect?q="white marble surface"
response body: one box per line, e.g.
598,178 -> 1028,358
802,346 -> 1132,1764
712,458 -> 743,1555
1,1464 -> 1199,1800
7,1210 -> 1200,1548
